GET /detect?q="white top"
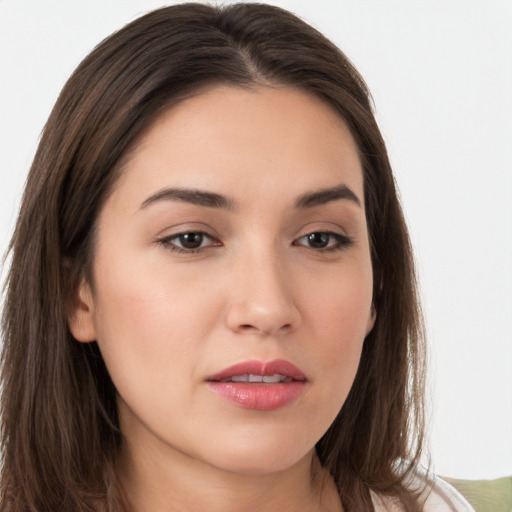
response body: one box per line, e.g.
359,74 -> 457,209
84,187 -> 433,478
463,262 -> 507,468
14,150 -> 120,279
372,474 -> 476,511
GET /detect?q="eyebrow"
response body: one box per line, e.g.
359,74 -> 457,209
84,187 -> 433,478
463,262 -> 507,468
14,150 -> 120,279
140,187 -> 236,211
140,183 -> 361,211
294,184 -> 361,209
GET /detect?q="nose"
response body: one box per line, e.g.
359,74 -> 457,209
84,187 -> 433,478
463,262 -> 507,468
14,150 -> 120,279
225,249 -> 302,337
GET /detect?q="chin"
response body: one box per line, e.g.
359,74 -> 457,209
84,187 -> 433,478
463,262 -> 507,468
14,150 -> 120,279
214,453 -> 307,476
202,429 -> 314,476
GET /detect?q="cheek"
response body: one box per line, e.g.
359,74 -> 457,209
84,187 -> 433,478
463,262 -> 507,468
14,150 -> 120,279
302,262 -> 372,400
90,269 -> 217,432
90,254 -> 223,388
308,260 -> 373,342
95,249 -> 218,332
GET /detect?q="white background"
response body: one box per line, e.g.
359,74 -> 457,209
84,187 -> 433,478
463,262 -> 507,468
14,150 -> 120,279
0,0 -> 511,480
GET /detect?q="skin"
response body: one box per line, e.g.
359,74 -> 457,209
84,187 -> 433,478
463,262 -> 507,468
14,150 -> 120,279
69,85 -> 375,512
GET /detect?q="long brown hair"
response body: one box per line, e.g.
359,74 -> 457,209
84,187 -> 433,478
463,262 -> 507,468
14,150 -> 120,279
1,3 -> 426,511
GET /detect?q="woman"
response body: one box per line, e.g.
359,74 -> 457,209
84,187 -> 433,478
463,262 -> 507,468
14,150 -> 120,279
0,3 -> 475,511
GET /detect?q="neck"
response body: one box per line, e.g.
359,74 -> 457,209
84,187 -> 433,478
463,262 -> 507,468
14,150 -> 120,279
116,437 -> 342,512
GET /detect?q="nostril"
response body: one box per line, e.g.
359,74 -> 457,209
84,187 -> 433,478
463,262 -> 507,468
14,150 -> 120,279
238,323 -> 293,335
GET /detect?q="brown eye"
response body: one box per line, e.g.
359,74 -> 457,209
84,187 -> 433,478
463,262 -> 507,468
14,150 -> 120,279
294,231 -> 353,251
306,232 -> 330,249
159,231 -> 220,253
177,232 -> 205,249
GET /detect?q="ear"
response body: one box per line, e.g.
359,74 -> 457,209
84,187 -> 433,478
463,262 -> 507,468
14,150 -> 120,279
365,304 -> 377,336
68,277 -> 97,343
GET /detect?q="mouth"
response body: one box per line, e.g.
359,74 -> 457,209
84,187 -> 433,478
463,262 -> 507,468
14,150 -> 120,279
206,359 -> 306,383
218,373 -> 294,383
205,359 -> 307,411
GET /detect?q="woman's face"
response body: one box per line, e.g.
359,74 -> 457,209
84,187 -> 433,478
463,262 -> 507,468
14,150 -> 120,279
70,85 -> 375,475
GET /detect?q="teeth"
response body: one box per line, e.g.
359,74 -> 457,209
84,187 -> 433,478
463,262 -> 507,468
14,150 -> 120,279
220,373 -> 290,383
262,375 -> 282,383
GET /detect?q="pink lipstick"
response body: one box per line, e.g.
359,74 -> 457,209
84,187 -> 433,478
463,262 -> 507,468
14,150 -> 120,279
205,359 -> 307,411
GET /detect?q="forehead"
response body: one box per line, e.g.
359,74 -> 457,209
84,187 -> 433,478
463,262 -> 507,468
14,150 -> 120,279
113,85 -> 364,208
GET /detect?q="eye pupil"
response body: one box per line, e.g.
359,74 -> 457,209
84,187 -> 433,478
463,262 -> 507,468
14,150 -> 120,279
308,232 -> 329,248
179,232 -> 203,249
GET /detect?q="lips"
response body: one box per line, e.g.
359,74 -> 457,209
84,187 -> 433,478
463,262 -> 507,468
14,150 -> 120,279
206,359 -> 306,382
205,359 -> 307,411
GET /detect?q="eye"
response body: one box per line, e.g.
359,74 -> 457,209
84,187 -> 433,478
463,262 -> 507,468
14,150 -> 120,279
294,231 -> 353,251
158,231 -> 220,253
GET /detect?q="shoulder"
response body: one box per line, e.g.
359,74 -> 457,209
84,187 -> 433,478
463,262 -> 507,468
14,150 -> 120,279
372,471 -> 476,512
420,476 -> 476,511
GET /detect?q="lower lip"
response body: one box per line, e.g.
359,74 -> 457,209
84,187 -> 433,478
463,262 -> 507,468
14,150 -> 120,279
206,381 -> 306,411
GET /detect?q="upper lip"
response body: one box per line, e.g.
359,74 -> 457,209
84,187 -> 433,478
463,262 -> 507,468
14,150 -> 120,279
206,359 -> 307,382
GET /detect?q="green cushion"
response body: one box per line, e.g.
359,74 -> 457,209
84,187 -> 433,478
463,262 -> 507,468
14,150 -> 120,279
443,476 -> 512,512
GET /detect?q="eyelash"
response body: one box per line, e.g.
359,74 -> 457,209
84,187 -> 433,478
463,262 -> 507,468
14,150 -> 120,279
293,232 -> 353,251
157,230 -> 353,254
158,231 -> 219,254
